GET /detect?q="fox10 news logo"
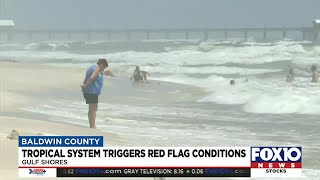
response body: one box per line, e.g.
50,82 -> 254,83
251,147 -> 302,177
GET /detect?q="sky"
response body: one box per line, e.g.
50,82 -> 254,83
2,0 -> 320,30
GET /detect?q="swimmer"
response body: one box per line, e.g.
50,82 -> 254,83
130,66 -> 143,83
140,70 -> 151,83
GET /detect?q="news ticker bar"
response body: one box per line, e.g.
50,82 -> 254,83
56,167 -> 250,177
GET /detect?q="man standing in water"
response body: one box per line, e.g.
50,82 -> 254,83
286,64 -> 294,82
81,59 -> 112,128
311,65 -> 319,83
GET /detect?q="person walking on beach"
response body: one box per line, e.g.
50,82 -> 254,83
81,58 -> 112,129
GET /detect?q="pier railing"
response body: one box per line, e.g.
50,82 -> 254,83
1,27 -> 319,42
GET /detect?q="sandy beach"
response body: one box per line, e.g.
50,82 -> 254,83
0,62 -> 210,180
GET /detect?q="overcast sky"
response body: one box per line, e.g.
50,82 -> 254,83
2,0 -> 320,29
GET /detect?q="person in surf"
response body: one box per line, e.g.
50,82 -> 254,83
286,64 -> 294,82
130,66 -> 151,83
311,65 -> 319,83
140,70 -> 151,83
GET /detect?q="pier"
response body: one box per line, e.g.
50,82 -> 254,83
0,19 -> 319,42
4,26 -> 317,42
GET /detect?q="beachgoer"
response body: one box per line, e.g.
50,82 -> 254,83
230,79 -> 235,85
311,65 -> 319,83
140,70 -> 151,83
130,66 -> 143,83
286,65 -> 294,82
81,58 -> 109,129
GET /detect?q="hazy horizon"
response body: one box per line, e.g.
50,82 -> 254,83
1,0 -> 320,29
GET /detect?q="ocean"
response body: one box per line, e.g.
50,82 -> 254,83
1,39 -> 319,179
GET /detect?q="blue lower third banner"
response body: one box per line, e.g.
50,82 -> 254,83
56,167 -> 251,177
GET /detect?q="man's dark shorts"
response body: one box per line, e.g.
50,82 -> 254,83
83,93 -> 98,104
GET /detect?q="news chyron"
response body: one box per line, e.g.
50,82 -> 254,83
18,135 -> 303,178
251,147 -> 302,177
